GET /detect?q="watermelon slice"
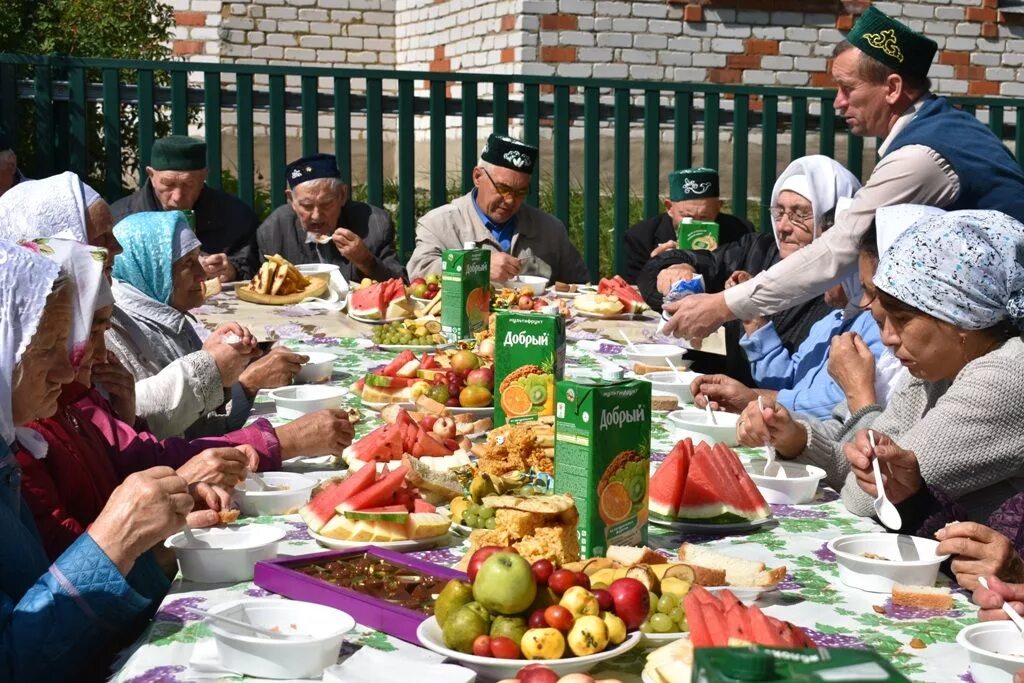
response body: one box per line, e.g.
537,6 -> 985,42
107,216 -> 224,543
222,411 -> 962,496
686,587 -> 814,650
348,422 -> 405,463
412,428 -> 453,457
413,499 -> 437,513
713,443 -> 771,521
663,439 -> 771,523
343,505 -> 410,523
649,439 -> 692,519
338,465 -> 410,511
349,282 -> 386,319
299,465 -> 377,532
380,350 -> 416,378
599,275 -> 649,314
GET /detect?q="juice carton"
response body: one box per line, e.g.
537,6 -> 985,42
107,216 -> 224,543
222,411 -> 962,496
493,310 -> 565,427
693,646 -> 911,682
676,217 -> 720,250
554,377 -> 651,558
440,245 -> 490,341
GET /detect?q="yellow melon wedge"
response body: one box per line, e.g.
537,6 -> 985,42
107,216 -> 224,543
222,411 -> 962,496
406,512 -> 451,539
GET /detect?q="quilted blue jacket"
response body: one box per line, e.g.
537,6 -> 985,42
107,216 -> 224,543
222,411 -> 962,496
0,444 -> 151,682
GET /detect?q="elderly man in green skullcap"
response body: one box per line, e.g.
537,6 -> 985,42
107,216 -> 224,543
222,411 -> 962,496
111,135 -> 260,281
407,133 -> 590,284
621,167 -> 753,284
663,6 -> 1024,341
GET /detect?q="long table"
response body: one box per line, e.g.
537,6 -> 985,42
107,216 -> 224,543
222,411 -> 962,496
111,294 -> 979,682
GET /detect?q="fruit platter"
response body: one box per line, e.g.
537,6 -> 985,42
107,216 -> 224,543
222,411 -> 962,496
371,317 -> 450,351
348,278 -> 415,323
407,273 -> 442,303
572,276 -> 649,319
648,439 -> 774,534
446,470 -> 551,534
492,284 -> 573,318
354,348 -> 495,412
419,545 -> 644,680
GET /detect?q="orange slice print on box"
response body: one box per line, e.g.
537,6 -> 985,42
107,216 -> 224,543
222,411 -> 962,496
465,287 -> 489,327
500,384 -> 533,417
599,481 -> 632,525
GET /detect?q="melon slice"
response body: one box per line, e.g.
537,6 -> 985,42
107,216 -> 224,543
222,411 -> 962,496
299,465 -> 377,533
343,505 -> 410,523
369,521 -> 408,542
406,512 -> 451,538
337,465 -> 410,512
319,515 -> 374,542
649,439 -> 691,519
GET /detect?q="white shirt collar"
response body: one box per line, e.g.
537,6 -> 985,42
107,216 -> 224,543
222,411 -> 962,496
878,94 -> 931,157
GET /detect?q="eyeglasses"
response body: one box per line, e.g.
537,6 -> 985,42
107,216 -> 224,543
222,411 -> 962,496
853,290 -> 878,311
481,167 -> 529,201
769,206 -> 814,228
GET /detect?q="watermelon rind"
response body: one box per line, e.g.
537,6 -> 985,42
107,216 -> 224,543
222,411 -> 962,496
343,506 -> 410,523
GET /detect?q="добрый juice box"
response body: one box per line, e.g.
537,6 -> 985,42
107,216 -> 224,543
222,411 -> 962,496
553,377 -> 651,558
677,217 -> 720,251
440,246 -> 490,341
494,310 -> 565,427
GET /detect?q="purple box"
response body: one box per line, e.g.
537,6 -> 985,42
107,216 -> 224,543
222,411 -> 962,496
254,546 -> 467,644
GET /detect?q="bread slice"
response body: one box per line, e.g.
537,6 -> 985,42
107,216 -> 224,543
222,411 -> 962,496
606,545 -> 668,567
651,393 -> 679,411
678,543 -> 784,587
633,362 -> 676,375
892,584 -> 953,610
401,454 -> 461,503
680,563 -> 728,587
270,263 -> 289,295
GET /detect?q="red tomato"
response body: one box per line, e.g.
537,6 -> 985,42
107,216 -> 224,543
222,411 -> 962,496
544,605 -> 575,632
490,636 -> 521,659
472,634 -> 492,657
547,568 -> 579,596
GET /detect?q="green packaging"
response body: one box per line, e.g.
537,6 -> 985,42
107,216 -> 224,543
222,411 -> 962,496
554,377 -> 651,558
494,310 -> 566,427
677,217 -> 721,251
440,247 -> 491,341
692,646 -> 911,682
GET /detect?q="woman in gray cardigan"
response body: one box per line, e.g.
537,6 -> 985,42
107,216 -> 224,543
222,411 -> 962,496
736,210 -> 1024,541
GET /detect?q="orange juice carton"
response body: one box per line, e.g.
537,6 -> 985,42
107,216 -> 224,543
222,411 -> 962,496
554,376 -> 651,558
494,310 -> 565,427
441,245 -> 490,341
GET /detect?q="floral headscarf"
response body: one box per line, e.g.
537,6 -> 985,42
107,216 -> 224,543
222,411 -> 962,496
112,211 -> 202,305
22,238 -> 109,367
0,240 -> 62,445
0,171 -> 100,243
875,210 -> 1024,331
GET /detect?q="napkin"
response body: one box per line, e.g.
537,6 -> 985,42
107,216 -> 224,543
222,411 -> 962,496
298,272 -> 351,312
324,646 -> 476,683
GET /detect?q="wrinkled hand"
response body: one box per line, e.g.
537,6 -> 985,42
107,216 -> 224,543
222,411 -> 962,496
91,351 -> 136,423
204,323 -> 257,352
725,270 -> 754,289
177,445 -> 259,487
690,374 -> 758,414
238,348 -> 309,397
490,252 -> 522,282
972,575 -> 1024,622
333,228 -> 374,274
828,332 -> 877,412
656,264 -> 696,296
844,429 -> 922,505
661,292 -> 732,340
89,467 -> 193,575
203,323 -> 258,387
735,396 -> 807,456
201,253 -> 237,283
276,409 -> 356,458
186,482 -> 235,528
937,523 -> 1024,591
650,240 -> 678,258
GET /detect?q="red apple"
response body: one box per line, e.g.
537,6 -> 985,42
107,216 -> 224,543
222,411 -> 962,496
593,588 -> 614,612
547,569 -> 579,596
543,605 -> 574,632
419,415 -> 438,431
528,608 -> 548,629
432,416 -> 457,439
575,572 -> 591,590
466,367 -> 495,389
411,277 -> 427,286
516,664 -> 559,683
608,577 -> 650,630
517,295 -> 533,310
467,546 -> 509,582
530,559 -> 554,586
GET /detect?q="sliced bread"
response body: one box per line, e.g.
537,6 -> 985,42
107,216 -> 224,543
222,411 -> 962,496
892,584 -> 954,610
651,394 -> 680,411
678,543 -> 785,587
606,545 -> 669,567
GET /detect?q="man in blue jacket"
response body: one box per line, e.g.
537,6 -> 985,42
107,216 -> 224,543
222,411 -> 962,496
663,6 -> 1024,340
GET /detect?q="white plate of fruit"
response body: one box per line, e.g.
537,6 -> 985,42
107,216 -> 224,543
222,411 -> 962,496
408,273 -> 441,303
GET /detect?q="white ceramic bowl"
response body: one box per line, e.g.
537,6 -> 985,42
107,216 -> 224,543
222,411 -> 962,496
641,370 -> 701,403
296,263 -> 341,278
233,472 -> 317,516
624,343 -> 689,367
293,351 -> 338,384
827,533 -> 950,593
498,275 -> 549,291
958,621 -> 1024,683
744,461 -> 826,505
208,598 -> 355,679
268,385 -> 347,419
666,407 -> 739,446
417,616 -> 642,680
165,525 -> 286,583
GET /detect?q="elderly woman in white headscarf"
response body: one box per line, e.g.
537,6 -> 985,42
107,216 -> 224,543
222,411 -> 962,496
0,172 -> 257,438
0,238 -> 195,680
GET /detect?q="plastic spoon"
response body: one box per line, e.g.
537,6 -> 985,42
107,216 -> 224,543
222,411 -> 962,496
758,396 -> 782,478
180,526 -> 210,549
705,402 -> 718,426
869,430 -> 902,530
619,330 -> 639,354
665,356 -> 686,384
978,576 -> 1024,634
246,470 -> 267,492
185,606 -> 309,640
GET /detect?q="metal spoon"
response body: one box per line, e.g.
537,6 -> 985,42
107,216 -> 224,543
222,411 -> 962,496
758,396 -> 782,478
185,606 -> 309,640
869,430 -> 902,530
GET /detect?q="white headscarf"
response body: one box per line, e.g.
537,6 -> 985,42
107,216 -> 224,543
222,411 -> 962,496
770,155 -> 863,246
0,240 -> 62,446
874,204 -> 947,257
0,171 -> 97,243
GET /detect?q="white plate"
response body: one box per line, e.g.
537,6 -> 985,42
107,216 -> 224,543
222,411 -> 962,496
549,289 -> 583,299
641,631 -> 691,645
417,616 -> 642,680
649,516 -> 776,535
705,585 -> 775,604
348,313 -> 412,325
375,343 -> 453,353
642,672 -> 656,683
575,310 -> 649,321
411,295 -> 440,306
437,506 -> 474,536
309,529 -> 452,551
359,401 -> 493,418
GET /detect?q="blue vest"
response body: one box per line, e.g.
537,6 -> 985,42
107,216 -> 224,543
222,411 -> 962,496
885,96 -> 1024,223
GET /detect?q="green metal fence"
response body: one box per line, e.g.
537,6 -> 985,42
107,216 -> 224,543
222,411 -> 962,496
2,53 -> 1023,279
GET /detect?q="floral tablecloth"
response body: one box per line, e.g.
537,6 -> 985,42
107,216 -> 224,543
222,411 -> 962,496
111,296 -> 980,683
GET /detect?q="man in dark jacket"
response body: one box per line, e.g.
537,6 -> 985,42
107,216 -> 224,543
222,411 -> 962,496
256,153 -> 406,282
622,168 -> 753,283
0,133 -> 27,198
111,135 -> 260,281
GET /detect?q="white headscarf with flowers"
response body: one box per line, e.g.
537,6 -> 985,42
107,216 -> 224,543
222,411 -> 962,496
0,171 -> 100,243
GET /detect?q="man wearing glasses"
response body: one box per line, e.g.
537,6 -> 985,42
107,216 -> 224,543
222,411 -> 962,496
407,133 -> 590,284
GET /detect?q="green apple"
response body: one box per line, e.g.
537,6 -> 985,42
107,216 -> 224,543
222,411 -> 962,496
472,552 -> 537,616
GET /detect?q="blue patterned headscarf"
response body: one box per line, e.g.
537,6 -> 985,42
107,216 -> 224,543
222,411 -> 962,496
875,210 -> 1024,331
112,211 -> 201,304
